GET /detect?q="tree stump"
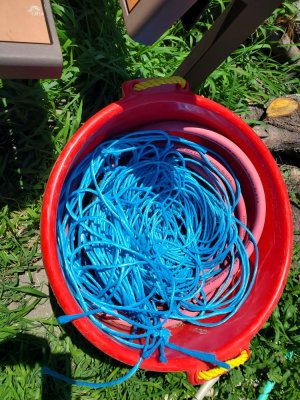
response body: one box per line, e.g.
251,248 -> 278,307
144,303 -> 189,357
252,95 -> 300,154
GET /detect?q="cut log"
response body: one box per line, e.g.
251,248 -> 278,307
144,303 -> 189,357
253,95 -> 300,153
266,97 -> 299,118
253,125 -> 300,153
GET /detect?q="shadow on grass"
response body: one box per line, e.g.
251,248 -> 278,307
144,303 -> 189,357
56,0 -> 131,121
49,287 -> 119,366
0,0 -> 132,210
0,79 -> 55,209
0,333 -> 71,400
48,289 -> 174,391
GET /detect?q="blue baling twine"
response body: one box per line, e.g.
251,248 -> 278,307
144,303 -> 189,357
43,130 -> 259,387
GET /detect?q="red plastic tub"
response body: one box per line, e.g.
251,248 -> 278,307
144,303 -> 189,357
41,79 -> 293,384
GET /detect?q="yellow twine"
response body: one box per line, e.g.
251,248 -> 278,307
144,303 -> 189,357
198,350 -> 249,381
133,76 -> 186,91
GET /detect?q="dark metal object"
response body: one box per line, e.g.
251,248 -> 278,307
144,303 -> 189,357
119,0 -> 282,91
175,0 -> 282,90
119,0 -> 198,45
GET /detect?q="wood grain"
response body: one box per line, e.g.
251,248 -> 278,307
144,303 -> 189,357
126,0 -> 141,12
0,0 -> 50,44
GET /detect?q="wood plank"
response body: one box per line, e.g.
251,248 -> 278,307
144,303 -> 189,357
0,0 -> 62,78
0,0 -> 50,44
126,0 -> 141,13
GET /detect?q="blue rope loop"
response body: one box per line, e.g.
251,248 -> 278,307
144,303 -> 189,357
49,129 -> 259,386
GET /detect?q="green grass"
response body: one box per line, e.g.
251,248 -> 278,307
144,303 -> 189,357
0,0 -> 299,399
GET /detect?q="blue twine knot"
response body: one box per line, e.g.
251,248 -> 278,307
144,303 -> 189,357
153,328 -> 170,340
153,328 -> 171,362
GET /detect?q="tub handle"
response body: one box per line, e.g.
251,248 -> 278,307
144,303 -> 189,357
133,76 -> 186,91
122,77 -> 190,98
187,348 -> 250,385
